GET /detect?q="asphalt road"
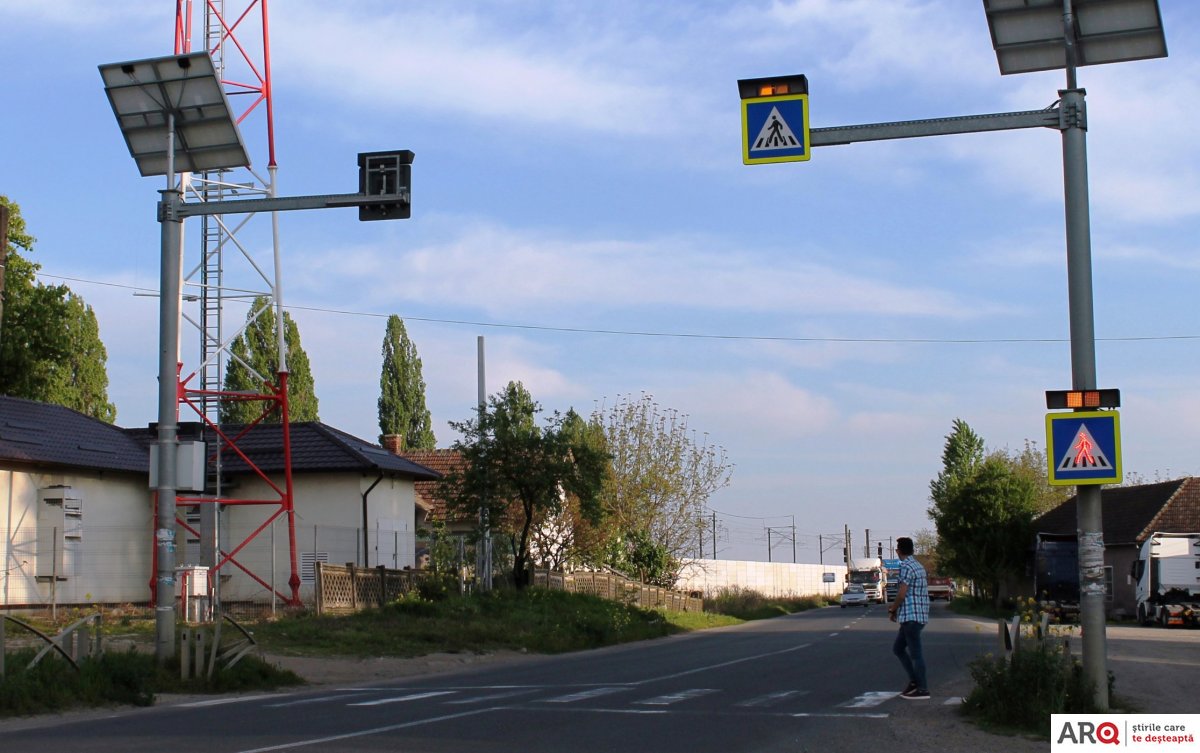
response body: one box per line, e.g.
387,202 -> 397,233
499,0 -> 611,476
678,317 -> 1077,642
0,602 -> 1006,753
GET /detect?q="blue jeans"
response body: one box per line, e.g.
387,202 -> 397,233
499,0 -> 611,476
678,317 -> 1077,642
893,621 -> 927,691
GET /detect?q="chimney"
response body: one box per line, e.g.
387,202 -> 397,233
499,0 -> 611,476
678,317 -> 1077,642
382,434 -> 405,454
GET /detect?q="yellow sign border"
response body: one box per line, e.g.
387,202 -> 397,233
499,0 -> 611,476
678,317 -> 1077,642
741,93 -> 811,165
1045,410 -> 1122,486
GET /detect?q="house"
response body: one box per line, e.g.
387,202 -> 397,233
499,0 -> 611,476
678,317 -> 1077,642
1,395 -> 152,608
123,422 -> 442,605
1,396 -> 440,609
1030,477 -> 1200,618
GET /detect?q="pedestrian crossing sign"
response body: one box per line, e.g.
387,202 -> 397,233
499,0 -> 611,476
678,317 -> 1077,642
742,94 -> 810,165
1045,410 -> 1121,486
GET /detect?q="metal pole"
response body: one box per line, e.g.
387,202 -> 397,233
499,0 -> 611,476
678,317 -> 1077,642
0,203 -> 9,352
766,528 -> 772,562
711,512 -> 717,560
155,156 -> 184,664
476,336 -> 491,591
1058,0 -> 1107,712
819,534 -> 823,566
791,517 -> 796,563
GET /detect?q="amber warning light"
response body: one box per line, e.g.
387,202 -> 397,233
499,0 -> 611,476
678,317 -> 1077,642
738,74 -> 809,100
1045,389 -> 1120,409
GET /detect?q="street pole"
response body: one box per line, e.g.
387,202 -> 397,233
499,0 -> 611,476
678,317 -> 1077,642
1059,1 -> 1107,711
155,180 -> 183,665
0,203 -> 8,351
711,512 -> 717,560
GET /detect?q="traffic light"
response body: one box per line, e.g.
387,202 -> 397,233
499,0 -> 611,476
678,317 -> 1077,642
877,542 -> 883,558
1045,388 -> 1120,409
357,150 -> 413,221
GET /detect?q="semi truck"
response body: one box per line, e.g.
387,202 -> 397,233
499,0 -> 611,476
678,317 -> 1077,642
847,557 -> 887,604
1132,532 -> 1200,628
1034,532 -> 1081,621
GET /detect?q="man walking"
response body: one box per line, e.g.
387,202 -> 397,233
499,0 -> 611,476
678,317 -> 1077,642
888,536 -> 929,699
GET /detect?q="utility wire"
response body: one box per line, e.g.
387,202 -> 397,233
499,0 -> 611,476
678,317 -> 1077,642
38,271 -> 1200,345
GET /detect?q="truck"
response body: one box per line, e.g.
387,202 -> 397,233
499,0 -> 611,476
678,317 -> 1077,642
1034,532 -> 1081,621
927,575 -> 955,601
883,558 -> 901,602
847,557 -> 887,604
1131,532 -> 1200,628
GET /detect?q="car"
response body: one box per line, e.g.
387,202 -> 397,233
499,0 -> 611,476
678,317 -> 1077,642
840,583 -> 869,608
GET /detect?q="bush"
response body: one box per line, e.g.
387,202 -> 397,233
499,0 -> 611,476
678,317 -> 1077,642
705,586 -> 830,620
963,641 -> 1108,737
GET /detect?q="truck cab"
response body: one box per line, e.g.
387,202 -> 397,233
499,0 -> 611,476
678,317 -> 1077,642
1132,532 -> 1200,628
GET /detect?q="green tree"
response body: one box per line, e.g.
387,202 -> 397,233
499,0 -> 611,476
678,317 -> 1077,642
0,196 -> 116,422
377,315 -> 435,448
589,393 -> 732,584
994,439 -> 1071,515
438,381 -> 608,588
928,420 -> 1038,606
219,295 -> 319,424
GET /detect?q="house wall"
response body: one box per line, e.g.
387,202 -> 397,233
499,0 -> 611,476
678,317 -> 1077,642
2,467 -> 151,608
676,558 -> 849,599
209,472 -> 419,603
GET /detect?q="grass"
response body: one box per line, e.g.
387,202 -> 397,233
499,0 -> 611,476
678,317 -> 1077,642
704,586 -> 835,620
252,588 -> 715,657
0,648 -> 302,718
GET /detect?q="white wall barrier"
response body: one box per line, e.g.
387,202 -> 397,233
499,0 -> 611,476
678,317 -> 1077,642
675,559 -> 849,599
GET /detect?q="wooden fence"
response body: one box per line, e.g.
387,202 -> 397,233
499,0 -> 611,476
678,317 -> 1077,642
532,569 -> 704,612
314,562 -> 430,615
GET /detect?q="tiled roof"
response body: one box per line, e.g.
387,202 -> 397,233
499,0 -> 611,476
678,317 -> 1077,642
128,422 -> 443,479
397,449 -> 469,521
0,395 -> 148,474
1034,477 -> 1200,545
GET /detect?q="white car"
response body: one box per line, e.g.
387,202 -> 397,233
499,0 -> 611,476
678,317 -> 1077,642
841,583 -> 869,608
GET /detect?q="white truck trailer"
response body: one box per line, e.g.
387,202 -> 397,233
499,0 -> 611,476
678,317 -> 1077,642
1131,532 -> 1200,628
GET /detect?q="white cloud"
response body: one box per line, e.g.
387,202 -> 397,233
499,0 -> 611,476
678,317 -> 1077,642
289,219 -> 997,321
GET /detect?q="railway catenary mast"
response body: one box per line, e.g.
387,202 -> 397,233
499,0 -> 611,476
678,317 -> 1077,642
161,0 -> 301,609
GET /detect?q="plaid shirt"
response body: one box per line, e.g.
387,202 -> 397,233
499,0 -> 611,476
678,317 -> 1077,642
896,557 -> 930,624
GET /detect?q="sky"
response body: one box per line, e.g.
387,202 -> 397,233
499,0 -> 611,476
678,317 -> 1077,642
2,1 -> 1198,565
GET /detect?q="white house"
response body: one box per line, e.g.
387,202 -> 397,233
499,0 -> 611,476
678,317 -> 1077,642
1,396 -> 439,610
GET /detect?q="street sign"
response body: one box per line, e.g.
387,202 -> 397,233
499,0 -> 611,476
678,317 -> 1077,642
822,572 -> 836,583
1046,411 -> 1122,486
742,95 -> 810,164
738,74 -> 810,165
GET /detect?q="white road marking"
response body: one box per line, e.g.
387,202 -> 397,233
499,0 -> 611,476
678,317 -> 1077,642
943,696 -> 963,705
634,688 -> 718,706
736,690 -> 808,708
235,707 -> 500,753
633,643 -> 811,685
178,694 -> 278,708
347,691 -> 455,706
444,689 -> 539,705
840,691 -> 898,708
266,692 -> 370,708
793,712 -> 889,719
542,687 -> 628,704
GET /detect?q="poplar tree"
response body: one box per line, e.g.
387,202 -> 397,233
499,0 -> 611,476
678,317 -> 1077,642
377,315 -> 435,449
0,196 -> 116,422
219,295 -> 319,424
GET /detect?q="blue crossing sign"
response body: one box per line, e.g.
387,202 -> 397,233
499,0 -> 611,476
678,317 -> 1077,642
742,95 -> 810,165
739,74 -> 811,165
1045,410 -> 1121,486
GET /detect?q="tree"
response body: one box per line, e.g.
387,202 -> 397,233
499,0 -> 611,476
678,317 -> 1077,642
0,196 -> 116,422
438,381 -> 607,588
590,393 -> 732,585
377,315 -> 435,448
993,439 -> 1071,515
928,420 -> 1038,606
220,295 -> 319,424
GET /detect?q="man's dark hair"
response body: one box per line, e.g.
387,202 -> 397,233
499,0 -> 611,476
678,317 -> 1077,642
897,537 -> 914,556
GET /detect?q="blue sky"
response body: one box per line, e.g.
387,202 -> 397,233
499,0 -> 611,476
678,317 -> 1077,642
2,1 -> 1198,563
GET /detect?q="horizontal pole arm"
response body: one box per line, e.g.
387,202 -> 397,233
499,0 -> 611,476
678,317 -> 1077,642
168,191 -> 410,219
810,106 -> 1061,147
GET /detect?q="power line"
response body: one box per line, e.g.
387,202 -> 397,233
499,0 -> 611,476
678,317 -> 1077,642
37,271 -> 1200,345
